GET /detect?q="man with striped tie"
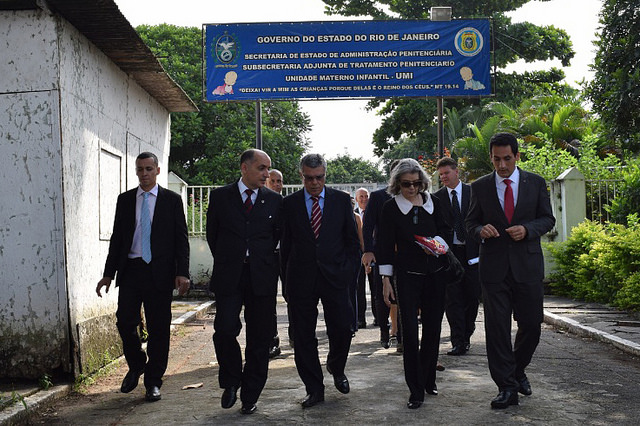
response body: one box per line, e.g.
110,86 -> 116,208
280,153 -> 360,408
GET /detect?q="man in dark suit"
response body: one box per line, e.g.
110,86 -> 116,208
96,151 -> 190,403
362,161 -> 399,350
354,187 -> 375,329
206,149 -> 283,415
280,153 -> 360,408
433,157 -> 481,356
466,133 -> 555,409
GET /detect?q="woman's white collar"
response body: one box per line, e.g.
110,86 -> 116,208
394,192 -> 434,215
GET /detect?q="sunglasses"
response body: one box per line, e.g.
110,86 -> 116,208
303,174 -> 325,182
400,180 -> 422,188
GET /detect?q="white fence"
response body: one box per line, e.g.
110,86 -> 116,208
187,182 -> 383,235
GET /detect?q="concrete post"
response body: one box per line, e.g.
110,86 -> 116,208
551,167 -> 587,242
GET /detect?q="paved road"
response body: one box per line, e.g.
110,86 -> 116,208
15,296 -> 640,425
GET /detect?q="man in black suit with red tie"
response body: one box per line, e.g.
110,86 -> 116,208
96,151 -> 190,403
466,133 -> 555,409
433,157 -> 480,356
207,149 -> 283,415
280,153 -> 360,408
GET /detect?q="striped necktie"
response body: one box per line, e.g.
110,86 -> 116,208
310,196 -> 322,239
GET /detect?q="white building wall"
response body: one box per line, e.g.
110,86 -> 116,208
56,19 -> 172,373
0,10 -> 68,378
0,9 -> 173,377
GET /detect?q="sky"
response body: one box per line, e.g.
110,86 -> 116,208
113,0 -> 603,163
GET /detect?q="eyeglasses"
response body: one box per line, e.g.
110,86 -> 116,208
303,174 -> 325,182
400,180 -> 422,188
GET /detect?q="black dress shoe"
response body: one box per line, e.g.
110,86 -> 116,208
491,390 -> 519,409
425,383 -> 438,395
268,345 -> 281,359
120,368 -> 144,393
464,342 -> 471,351
407,400 -> 423,409
301,391 -> 324,408
446,345 -> 468,356
380,327 -> 390,349
145,386 -> 161,402
241,403 -> 257,414
333,374 -> 350,394
436,363 -> 445,372
518,377 -> 532,396
221,386 -> 239,409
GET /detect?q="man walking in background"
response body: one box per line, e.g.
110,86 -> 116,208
96,151 -> 190,403
281,153 -> 360,408
266,168 -> 284,358
433,157 -> 480,356
206,149 -> 283,414
466,133 -> 555,409
354,187 -> 376,329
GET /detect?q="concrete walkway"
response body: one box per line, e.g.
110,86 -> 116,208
2,295 -> 640,425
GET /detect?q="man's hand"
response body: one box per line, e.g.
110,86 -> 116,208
96,277 -> 112,297
479,224 -> 500,239
175,276 -> 190,296
362,252 -> 376,273
506,225 -> 527,241
382,276 -> 395,307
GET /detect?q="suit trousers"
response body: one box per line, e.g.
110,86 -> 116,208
356,265 -> 376,324
482,269 -> 543,391
445,245 -> 481,347
116,258 -> 173,388
289,270 -> 353,394
213,263 -> 276,405
396,269 -> 446,402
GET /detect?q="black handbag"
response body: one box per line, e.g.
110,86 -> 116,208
441,250 -> 465,284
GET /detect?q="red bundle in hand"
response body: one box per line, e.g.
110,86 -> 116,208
414,235 -> 447,256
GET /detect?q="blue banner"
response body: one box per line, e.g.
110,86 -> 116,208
204,20 -> 491,101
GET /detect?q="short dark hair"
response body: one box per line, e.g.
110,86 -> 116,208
489,132 -> 519,156
435,157 -> 457,170
299,153 -> 327,171
137,151 -> 158,166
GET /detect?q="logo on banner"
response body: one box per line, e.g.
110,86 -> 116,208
214,32 -> 238,64
454,27 -> 483,57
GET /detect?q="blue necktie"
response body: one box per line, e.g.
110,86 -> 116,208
141,192 -> 152,263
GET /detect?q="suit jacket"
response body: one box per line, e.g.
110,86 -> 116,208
362,187 -> 391,255
433,183 -> 479,261
207,182 -> 283,297
280,187 -> 360,298
103,185 -> 190,290
465,168 -> 555,283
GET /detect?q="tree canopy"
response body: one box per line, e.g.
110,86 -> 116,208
326,154 -> 385,183
585,0 -> 640,153
321,0 -> 576,157
136,24 -> 311,185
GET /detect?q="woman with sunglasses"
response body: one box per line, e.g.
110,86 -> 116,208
377,158 -> 453,409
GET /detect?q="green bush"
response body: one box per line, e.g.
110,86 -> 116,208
547,215 -> 640,311
606,163 -> 640,225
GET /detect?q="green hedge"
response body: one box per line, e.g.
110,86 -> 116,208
547,214 -> 640,311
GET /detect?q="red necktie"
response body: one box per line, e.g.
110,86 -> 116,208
310,196 -> 322,238
504,179 -> 514,224
244,189 -> 254,212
